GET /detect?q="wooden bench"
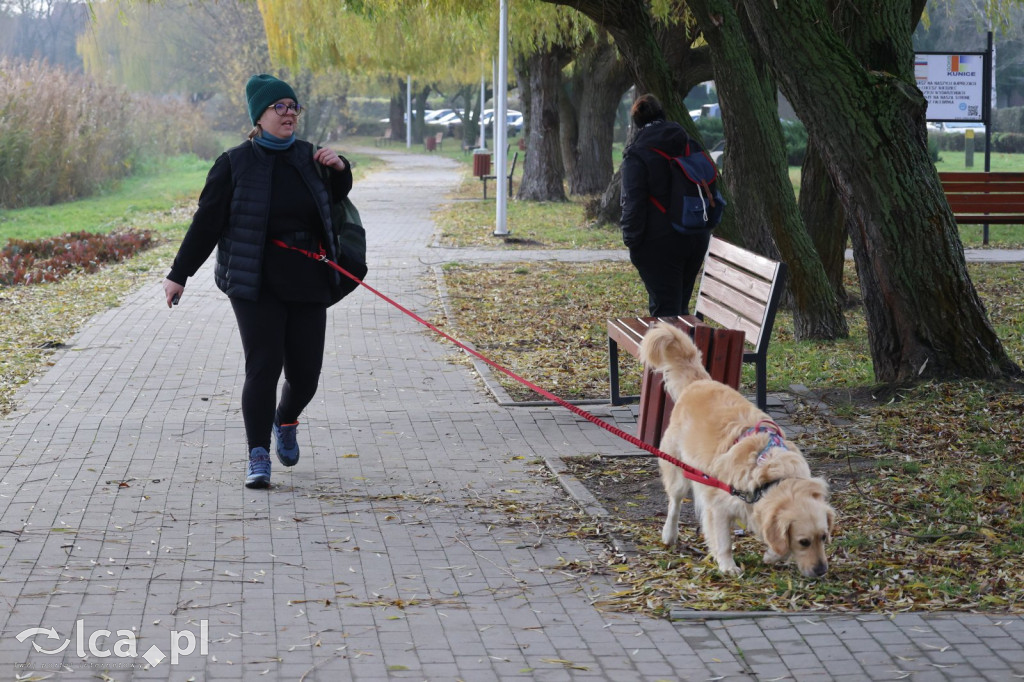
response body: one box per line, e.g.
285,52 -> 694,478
608,318 -> 745,448
424,131 -> 443,151
939,171 -> 1024,244
375,129 -> 393,147
481,151 -> 518,200
608,237 -> 787,413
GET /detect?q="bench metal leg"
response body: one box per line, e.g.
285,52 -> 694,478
608,338 -> 639,406
609,338 -> 622,405
755,358 -> 767,411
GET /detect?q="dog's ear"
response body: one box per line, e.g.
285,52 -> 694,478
810,477 -> 831,500
763,516 -> 791,558
826,506 -> 836,539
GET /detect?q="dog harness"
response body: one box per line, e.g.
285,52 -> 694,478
732,420 -> 788,504
735,420 -> 788,465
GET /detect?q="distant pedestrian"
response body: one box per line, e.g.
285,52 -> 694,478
163,73 -> 354,489
620,93 -> 712,316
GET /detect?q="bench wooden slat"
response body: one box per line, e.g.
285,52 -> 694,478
943,197 -> 1024,212
702,256 -> 773,302
941,181 -> 1024,193
940,171 -> 1024,182
692,297 -> 762,348
938,171 -> 1024,238
694,278 -> 769,344
707,237 -> 779,280
942,214 -> 1024,224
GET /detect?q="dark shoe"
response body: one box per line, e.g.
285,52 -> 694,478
273,421 -> 300,467
245,447 -> 272,488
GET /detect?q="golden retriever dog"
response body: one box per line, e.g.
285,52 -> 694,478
639,323 -> 835,578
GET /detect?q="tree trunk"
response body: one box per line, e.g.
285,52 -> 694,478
388,92 -> 404,141
559,34 -> 632,196
689,0 -> 848,341
543,0 -> 712,127
592,167 -> 622,225
741,0 -> 1020,383
516,43 -> 571,202
412,84 -> 431,142
799,142 -> 849,304
794,0 -> 927,308
541,0 -> 712,220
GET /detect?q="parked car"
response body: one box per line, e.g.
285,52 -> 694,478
425,109 -> 456,124
478,109 -> 524,136
939,121 -> 986,135
709,139 -> 726,169
431,110 -> 464,127
480,109 -> 523,126
507,112 -> 524,134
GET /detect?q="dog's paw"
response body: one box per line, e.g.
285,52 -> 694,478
661,530 -> 678,547
717,560 -> 743,576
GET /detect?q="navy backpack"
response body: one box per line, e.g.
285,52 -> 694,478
650,143 -> 726,234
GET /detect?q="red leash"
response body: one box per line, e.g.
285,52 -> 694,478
274,240 -> 749,500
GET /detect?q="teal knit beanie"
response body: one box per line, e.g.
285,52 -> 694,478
246,74 -> 298,125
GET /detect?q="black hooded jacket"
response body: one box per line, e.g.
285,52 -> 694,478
619,119 -> 694,249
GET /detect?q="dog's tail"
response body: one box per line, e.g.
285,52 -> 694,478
638,323 -> 712,401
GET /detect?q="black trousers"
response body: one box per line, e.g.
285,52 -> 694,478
629,231 -> 712,317
230,295 -> 327,451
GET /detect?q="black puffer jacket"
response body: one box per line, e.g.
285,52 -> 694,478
619,119 -> 693,249
167,139 -> 352,303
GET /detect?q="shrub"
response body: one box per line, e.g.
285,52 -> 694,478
931,130 -> 987,152
694,117 -> 724,148
992,132 -> 1024,154
992,106 -> 1024,134
0,59 -> 219,210
780,119 -> 807,165
0,230 -> 157,286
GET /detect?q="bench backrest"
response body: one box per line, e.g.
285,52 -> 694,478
695,237 -> 787,360
939,171 -> 1024,217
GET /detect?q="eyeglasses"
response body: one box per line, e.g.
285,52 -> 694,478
267,102 -> 302,116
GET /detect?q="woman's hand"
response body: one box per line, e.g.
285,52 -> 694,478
163,279 -> 185,308
314,147 -> 346,171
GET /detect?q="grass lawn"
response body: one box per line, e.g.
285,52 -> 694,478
0,148 -> 385,242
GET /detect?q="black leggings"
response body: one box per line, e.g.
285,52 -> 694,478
230,295 -> 327,451
629,231 -> 712,316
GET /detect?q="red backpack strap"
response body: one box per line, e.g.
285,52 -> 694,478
651,146 -> 675,212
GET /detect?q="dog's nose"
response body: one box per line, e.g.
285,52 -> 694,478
814,562 -> 827,577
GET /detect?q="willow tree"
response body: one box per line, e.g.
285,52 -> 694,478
259,0 -> 495,144
560,31 -> 632,196
258,0 -> 618,202
79,0 -> 269,105
737,0 -> 1019,384
78,0 -> 349,139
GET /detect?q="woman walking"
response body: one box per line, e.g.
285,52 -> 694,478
619,93 -> 712,316
163,74 -> 355,489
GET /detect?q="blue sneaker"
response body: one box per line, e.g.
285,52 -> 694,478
245,447 -> 272,488
273,421 -> 300,467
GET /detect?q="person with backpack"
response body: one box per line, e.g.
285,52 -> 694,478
620,93 -> 715,317
162,74 -> 356,489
